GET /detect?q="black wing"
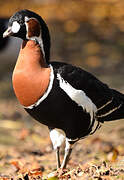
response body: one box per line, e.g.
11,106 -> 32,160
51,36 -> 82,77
51,61 -> 124,122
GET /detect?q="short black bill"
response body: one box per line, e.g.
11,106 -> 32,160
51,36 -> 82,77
3,27 -> 13,38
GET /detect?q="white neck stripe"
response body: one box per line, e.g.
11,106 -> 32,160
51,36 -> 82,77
30,36 -> 45,58
25,17 -> 46,60
23,64 -> 54,109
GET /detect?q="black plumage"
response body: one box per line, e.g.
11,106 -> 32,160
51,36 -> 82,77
3,9 -> 124,169
25,62 -> 124,140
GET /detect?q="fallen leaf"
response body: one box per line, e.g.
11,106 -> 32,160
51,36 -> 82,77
10,160 -> 21,171
47,177 -> 59,180
107,148 -> 119,162
28,168 -> 43,176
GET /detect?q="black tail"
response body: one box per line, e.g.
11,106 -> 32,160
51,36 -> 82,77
97,89 -> 124,122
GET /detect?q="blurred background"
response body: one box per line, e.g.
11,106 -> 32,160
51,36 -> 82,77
0,0 -> 124,178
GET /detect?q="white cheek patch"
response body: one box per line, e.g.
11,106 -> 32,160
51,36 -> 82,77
57,73 -> 97,125
11,21 -> 20,33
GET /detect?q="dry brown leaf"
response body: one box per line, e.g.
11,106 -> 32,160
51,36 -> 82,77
10,160 -> 21,171
28,168 -> 43,176
107,148 -> 119,162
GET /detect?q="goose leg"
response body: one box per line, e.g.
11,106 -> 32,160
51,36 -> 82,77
61,139 -> 73,169
56,146 -> 61,168
49,128 -> 65,169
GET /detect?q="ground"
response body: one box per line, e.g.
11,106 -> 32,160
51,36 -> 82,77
0,100 -> 124,179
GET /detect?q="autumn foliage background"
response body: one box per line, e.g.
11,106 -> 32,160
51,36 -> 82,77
0,0 -> 124,179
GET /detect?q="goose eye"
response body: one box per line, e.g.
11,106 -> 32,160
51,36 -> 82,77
11,21 -> 21,33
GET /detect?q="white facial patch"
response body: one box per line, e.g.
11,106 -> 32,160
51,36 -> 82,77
57,73 -> 97,125
11,21 -> 20,33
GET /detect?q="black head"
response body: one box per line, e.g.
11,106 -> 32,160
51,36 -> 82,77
3,9 -> 51,63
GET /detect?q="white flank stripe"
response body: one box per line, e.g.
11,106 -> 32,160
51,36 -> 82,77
97,104 -> 122,118
24,64 -> 54,109
57,73 -> 97,125
97,98 -> 113,111
50,129 -> 65,150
